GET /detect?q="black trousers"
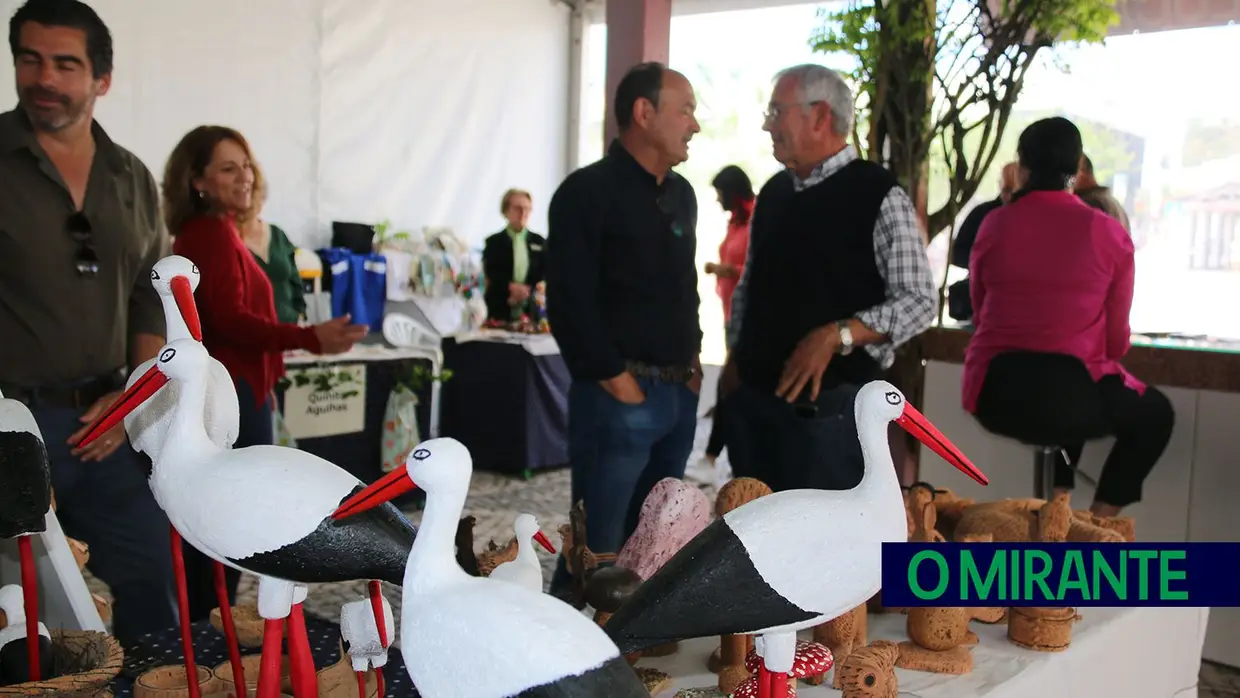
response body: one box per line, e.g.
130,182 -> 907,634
705,373 -> 727,458
727,382 -> 865,493
976,352 -> 1174,508
182,379 -> 271,621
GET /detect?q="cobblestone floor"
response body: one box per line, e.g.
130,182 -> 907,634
81,408 -> 1238,695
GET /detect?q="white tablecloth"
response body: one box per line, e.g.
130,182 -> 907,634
638,606 -> 1207,698
283,344 -> 437,366
453,329 -> 561,356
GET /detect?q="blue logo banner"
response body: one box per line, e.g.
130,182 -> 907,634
880,542 -> 1240,607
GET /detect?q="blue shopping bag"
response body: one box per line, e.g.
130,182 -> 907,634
316,247 -> 353,319
349,252 -> 387,332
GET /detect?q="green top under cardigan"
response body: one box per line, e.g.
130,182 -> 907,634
252,223 -> 306,324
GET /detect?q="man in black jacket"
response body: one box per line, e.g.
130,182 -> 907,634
545,62 -> 702,594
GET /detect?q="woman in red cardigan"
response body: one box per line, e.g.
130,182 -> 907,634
161,125 -> 366,619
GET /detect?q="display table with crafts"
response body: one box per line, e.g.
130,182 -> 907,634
438,328 -> 570,476
279,343 -> 437,493
639,605 -> 1207,697
102,605 -> 1206,697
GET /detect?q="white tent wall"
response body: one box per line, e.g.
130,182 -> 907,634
0,0 -> 571,249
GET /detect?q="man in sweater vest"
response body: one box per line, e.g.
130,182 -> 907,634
721,64 -> 937,493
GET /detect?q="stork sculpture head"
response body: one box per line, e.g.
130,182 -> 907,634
150,255 -> 203,341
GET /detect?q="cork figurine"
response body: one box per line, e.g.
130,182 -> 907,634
836,641 -> 900,698
560,501 -> 618,610
896,531 -> 1005,675
1004,493 -> 1087,652
952,491 -> 1124,544
705,477 -> 772,693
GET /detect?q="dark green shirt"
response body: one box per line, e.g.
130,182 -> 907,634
0,109 -> 169,387
251,223 -> 306,324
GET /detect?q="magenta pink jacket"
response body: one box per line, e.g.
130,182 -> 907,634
962,190 -> 1144,413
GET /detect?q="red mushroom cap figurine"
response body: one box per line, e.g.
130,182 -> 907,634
744,640 -> 835,683
731,674 -> 762,698
788,640 -> 834,679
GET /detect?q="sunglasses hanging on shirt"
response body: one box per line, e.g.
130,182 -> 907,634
67,211 -> 99,278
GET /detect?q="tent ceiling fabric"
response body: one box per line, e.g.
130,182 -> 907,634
582,0 -> 818,22
0,0 -> 570,249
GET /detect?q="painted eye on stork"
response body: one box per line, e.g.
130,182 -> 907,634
160,348 -> 176,363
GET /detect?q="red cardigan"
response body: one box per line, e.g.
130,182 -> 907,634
173,215 -> 321,406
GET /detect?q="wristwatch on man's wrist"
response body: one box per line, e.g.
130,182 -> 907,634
837,322 -> 855,356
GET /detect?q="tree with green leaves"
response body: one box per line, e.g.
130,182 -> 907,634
811,0 -> 1119,239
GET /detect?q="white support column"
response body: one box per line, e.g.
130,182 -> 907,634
565,0 -> 587,175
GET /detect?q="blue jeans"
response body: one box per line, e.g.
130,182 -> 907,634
549,377 -> 698,594
182,378 -> 273,620
727,382 -> 866,493
34,407 -> 176,648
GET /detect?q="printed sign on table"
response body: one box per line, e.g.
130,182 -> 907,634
282,364 -> 367,439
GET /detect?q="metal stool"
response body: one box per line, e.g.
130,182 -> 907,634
1031,445 -> 1098,501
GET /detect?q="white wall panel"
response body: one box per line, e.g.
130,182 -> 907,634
318,0 -> 569,247
0,0 -> 570,249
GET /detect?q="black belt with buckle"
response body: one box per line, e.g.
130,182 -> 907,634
625,360 -> 695,383
0,369 -> 127,410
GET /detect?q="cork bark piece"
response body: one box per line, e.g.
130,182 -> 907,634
1007,607 -> 1080,651
894,641 -> 973,674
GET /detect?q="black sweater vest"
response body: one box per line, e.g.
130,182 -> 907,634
734,159 -> 897,395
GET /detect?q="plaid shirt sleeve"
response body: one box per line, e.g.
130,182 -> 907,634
857,187 -> 938,368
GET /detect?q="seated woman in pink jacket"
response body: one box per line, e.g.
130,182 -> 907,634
963,116 -> 1173,517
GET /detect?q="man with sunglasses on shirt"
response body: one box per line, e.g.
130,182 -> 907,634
0,0 -> 175,647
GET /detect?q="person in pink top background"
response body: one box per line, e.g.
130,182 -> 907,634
963,116 -> 1173,517
702,164 -> 754,466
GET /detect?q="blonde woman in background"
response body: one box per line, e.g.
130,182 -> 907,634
482,188 -> 547,322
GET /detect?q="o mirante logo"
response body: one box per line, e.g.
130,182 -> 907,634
881,542 -> 1240,607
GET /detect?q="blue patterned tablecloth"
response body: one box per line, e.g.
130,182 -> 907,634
109,617 -> 416,697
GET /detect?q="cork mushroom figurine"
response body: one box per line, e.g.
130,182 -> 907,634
733,641 -> 834,697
